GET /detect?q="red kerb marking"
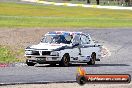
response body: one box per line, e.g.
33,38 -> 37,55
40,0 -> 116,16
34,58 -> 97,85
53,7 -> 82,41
0,64 -> 9,67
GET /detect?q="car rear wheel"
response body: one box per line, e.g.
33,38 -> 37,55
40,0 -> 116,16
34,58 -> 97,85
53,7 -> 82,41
26,59 -> 36,66
87,53 -> 96,65
59,54 -> 70,67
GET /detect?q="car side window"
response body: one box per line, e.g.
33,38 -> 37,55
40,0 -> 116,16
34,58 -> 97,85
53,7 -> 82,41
86,36 -> 90,44
81,35 -> 90,44
72,35 -> 81,44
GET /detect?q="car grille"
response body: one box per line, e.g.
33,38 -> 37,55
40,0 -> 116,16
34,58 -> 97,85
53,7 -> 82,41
32,51 -> 51,55
32,51 -> 39,55
42,51 -> 51,55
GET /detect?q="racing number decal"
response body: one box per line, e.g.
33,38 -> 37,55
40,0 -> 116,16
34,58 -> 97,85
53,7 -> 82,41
86,56 -> 90,60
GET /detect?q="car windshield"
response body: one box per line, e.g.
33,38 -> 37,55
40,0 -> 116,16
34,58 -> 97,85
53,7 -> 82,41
41,34 -> 72,44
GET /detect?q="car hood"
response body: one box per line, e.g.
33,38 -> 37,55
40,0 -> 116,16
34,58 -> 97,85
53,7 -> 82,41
29,43 -> 69,51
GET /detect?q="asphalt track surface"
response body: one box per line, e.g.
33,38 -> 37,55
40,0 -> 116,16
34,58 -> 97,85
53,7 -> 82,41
0,28 -> 132,85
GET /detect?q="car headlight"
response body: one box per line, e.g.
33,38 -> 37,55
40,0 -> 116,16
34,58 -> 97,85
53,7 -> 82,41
25,51 -> 32,55
50,52 -> 59,56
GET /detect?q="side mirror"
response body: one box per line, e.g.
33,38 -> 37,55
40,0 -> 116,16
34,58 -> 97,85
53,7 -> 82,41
72,43 -> 79,48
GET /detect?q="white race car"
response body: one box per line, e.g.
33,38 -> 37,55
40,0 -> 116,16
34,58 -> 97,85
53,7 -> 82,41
25,31 -> 102,66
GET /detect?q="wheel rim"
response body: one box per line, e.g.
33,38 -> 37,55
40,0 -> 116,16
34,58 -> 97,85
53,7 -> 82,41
64,56 -> 68,64
92,55 -> 95,64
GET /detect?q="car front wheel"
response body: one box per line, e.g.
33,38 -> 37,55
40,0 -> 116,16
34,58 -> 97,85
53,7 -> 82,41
59,54 -> 70,67
26,59 -> 36,66
87,53 -> 96,65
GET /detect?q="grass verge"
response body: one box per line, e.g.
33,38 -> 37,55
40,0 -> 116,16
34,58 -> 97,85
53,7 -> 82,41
0,2 -> 132,28
0,45 -> 23,63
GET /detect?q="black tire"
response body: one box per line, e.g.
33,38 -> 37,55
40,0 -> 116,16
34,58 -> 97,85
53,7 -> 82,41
59,54 -> 70,67
87,53 -> 96,65
26,59 -> 36,66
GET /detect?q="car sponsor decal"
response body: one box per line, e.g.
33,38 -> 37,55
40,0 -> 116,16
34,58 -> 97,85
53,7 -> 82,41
86,56 -> 90,60
54,45 -> 100,51
54,46 -> 72,51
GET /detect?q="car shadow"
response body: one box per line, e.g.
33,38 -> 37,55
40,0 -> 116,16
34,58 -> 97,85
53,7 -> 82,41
36,63 -> 130,67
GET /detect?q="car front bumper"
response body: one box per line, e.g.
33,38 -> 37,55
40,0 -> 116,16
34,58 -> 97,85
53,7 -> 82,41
25,55 -> 61,63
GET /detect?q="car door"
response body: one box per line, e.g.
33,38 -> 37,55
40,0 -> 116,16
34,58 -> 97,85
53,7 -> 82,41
80,34 -> 91,62
70,34 -> 81,61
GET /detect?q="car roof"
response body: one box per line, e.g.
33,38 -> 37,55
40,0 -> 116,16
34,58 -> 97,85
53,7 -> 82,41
45,31 -> 89,36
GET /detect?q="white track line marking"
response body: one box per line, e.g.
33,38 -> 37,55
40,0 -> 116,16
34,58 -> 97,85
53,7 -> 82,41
21,0 -> 132,10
